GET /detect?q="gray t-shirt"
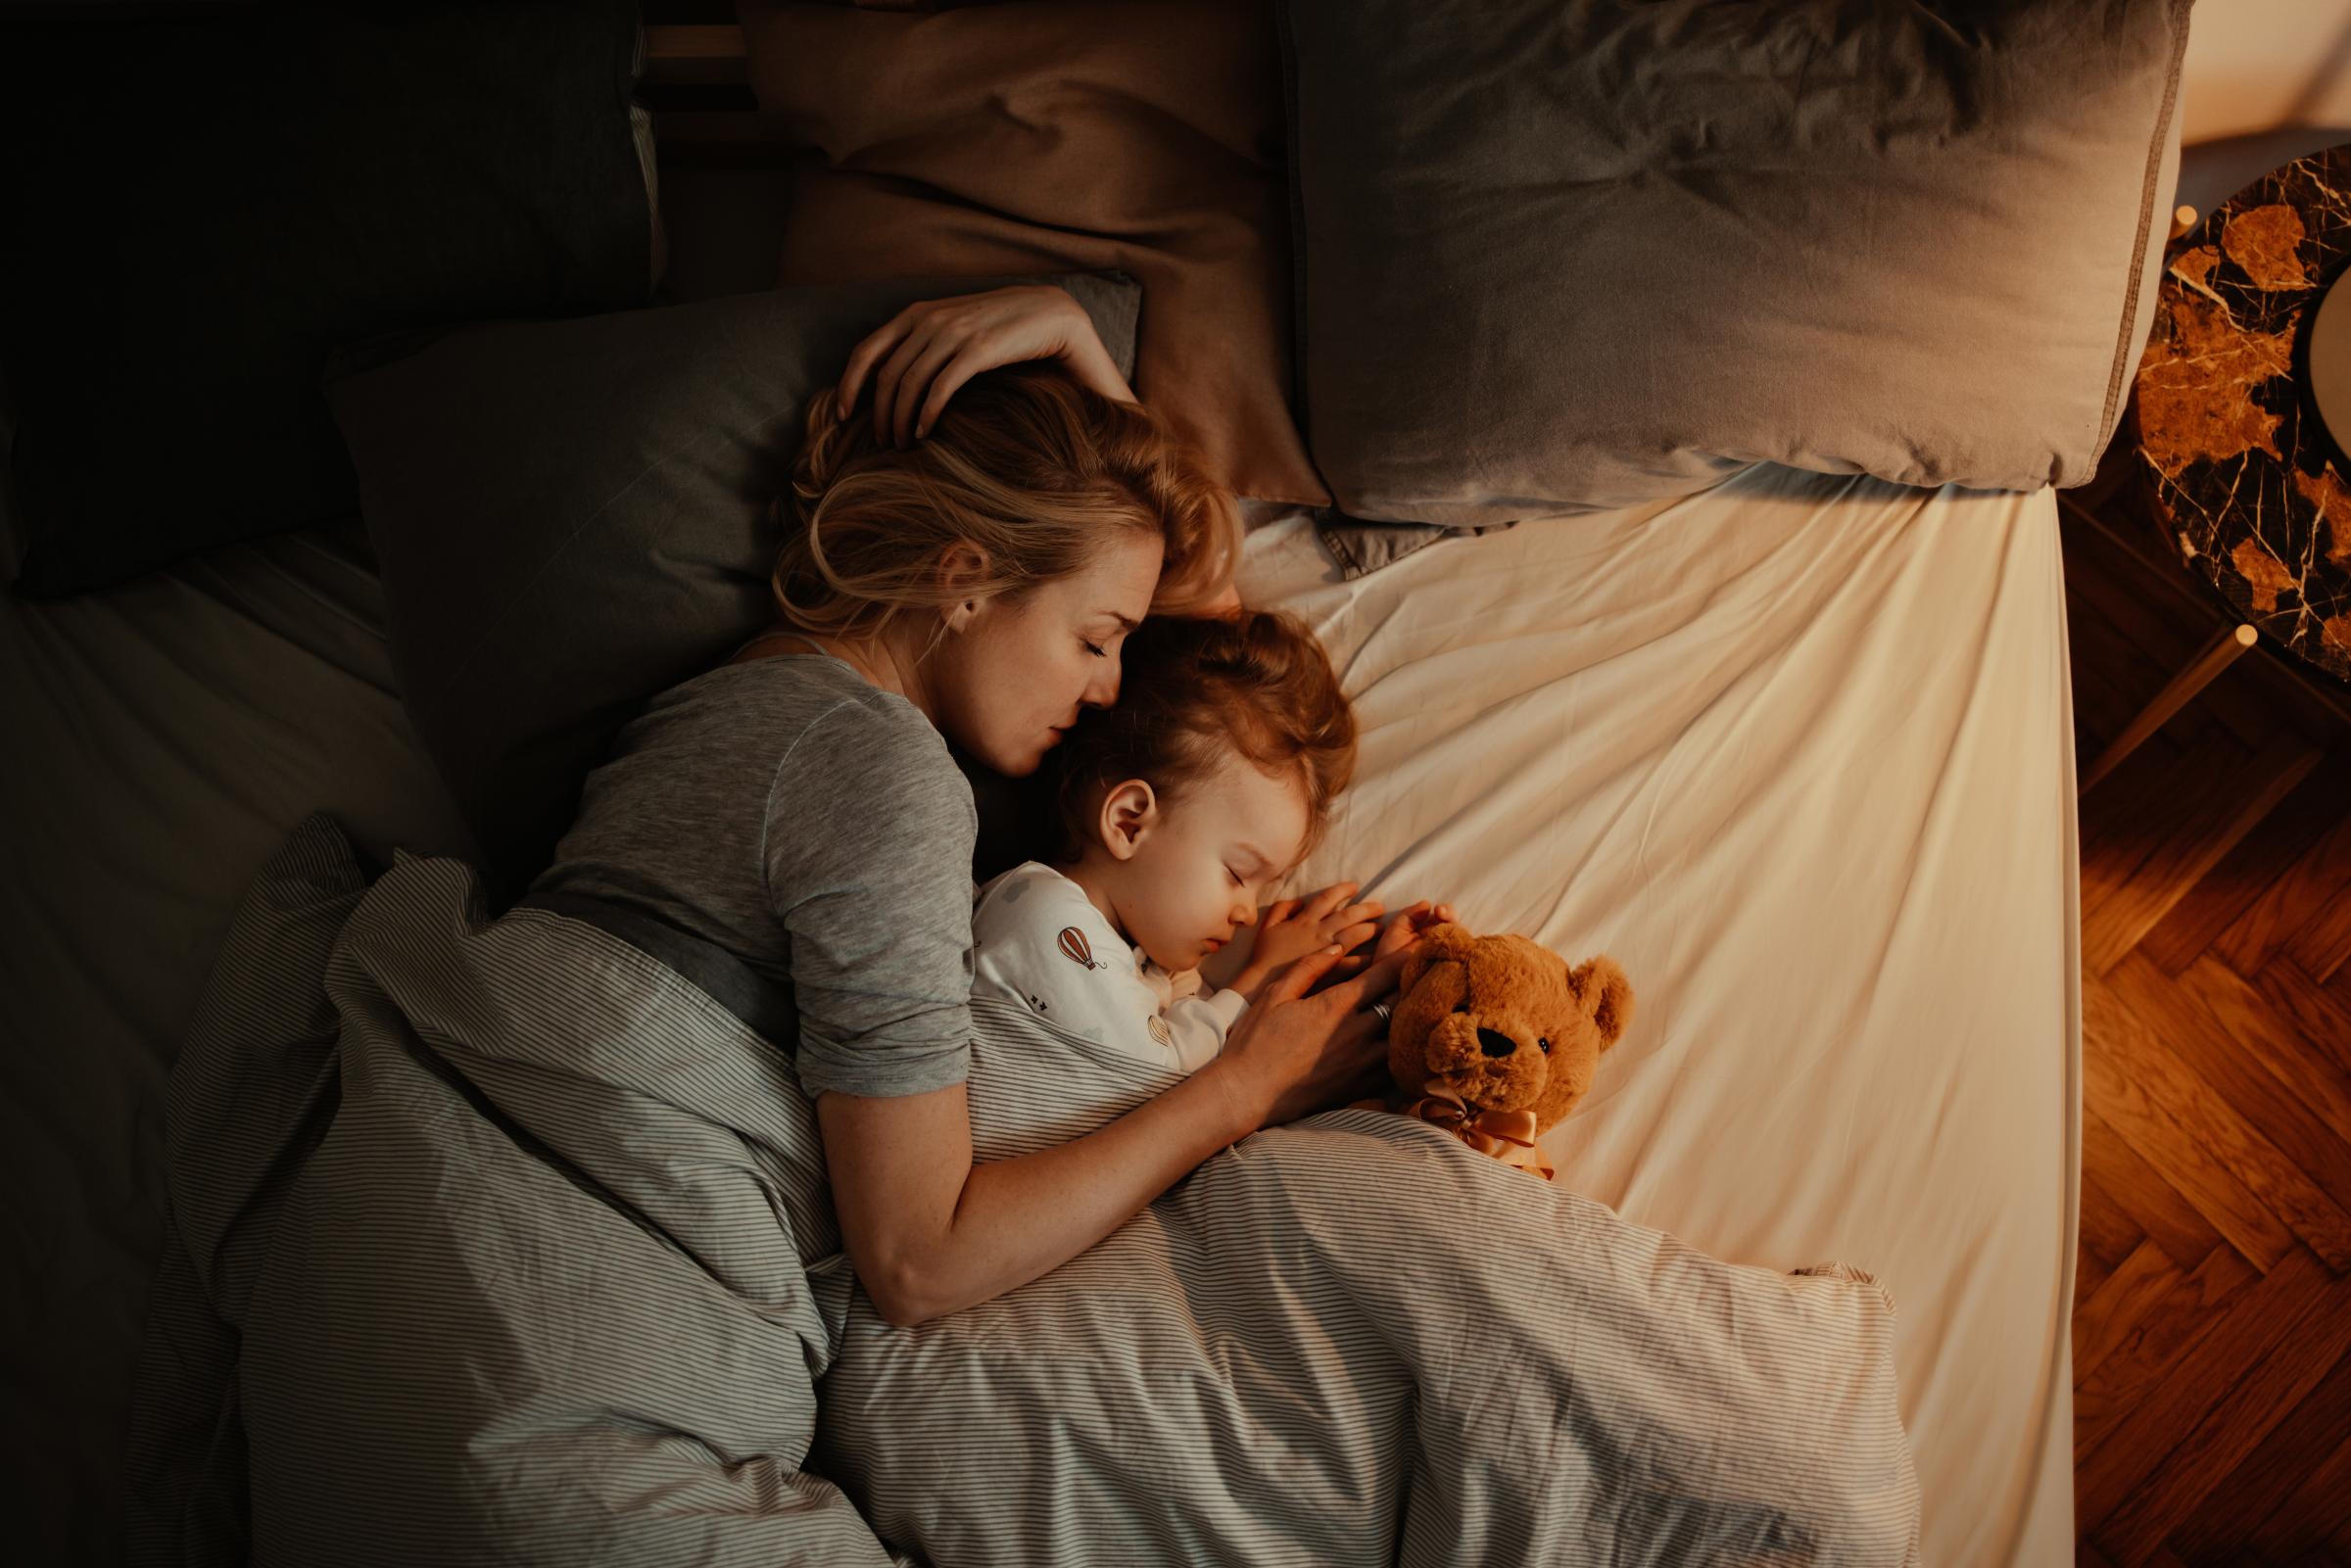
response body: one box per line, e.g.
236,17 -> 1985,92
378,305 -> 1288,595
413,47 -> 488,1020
533,651 -> 979,1099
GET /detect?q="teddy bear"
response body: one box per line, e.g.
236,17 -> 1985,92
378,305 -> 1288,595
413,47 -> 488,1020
1385,922 -> 1633,1180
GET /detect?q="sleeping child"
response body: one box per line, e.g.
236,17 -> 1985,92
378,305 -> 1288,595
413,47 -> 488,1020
972,609 -> 1447,1070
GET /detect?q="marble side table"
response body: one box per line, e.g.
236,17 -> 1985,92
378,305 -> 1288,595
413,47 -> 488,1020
2089,143 -> 2351,792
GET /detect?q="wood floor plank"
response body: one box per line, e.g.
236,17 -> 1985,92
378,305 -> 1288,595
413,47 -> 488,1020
2083,736 -> 2320,976
2287,882 -> 2351,987
2216,798 -> 2351,978
2064,589 -> 2177,763
2258,960 -> 2351,1078
2107,952 -> 2351,1235
2084,975 -> 2301,1268
2142,748 -> 2351,975
2065,493 -> 2351,1567
2059,520 -> 2269,752
2087,1241 -> 2125,1297
2079,1234 -> 2119,1306
2073,1239 -> 2182,1383
2081,1249 -> 2342,1538
2178,956 -> 2351,1150
2083,737 -> 2258,931
2241,1434 -> 2351,1563
2083,1104 -> 2225,1268
2075,1538 -> 2120,1568
2092,1253 -> 2351,1562
2075,1245 -> 2261,1464
2172,1344 -> 2351,1563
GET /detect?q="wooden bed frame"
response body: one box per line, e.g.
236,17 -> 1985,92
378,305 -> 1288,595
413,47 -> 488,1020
644,23 -> 747,84
642,23 -> 761,149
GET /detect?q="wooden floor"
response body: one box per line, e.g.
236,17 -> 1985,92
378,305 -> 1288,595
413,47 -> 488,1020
2064,464 -> 2351,1566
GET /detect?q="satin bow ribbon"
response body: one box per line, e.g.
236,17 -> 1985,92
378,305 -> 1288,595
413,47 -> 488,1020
1405,1090 -> 1556,1181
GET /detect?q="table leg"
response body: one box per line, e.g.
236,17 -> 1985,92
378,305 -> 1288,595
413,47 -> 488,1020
2080,622 -> 2259,794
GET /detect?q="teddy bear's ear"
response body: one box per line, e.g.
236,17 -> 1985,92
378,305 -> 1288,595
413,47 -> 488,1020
1572,956 -> 1635,1051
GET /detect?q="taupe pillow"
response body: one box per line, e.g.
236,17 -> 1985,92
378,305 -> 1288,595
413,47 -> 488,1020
327,272 -> 1139,900
740,0 -> 1328,509
1280,0 -> 2191,527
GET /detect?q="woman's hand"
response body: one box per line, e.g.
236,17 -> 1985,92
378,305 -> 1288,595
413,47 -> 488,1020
1231,881 -> 1384,1000
1208,943 -> 1413,1129
835,284 -> 1134,449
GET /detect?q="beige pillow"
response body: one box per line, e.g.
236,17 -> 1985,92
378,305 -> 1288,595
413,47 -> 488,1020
740,0 -> 1327,508
1282,0 -> 2192,527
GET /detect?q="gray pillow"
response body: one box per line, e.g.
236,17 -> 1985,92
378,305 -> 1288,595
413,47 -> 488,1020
1279,0 -> 2190,527
327,272 -> 1140,900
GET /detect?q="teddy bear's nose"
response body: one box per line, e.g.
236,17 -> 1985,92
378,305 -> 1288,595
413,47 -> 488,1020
1477,1027 -> 1516,1058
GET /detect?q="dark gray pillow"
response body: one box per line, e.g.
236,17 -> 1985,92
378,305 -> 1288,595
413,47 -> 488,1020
1,1 -> 653,595
1279,0 -> 2190,527
327,272 -> 1140,900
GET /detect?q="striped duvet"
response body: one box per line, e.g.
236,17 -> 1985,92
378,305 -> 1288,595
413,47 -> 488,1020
126,817 -> 1919,1565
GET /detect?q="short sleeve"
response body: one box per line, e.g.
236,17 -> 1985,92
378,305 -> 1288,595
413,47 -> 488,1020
763,696 -> 979,1098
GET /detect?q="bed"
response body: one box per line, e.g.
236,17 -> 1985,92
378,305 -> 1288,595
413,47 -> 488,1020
2,462 -> 2077,1564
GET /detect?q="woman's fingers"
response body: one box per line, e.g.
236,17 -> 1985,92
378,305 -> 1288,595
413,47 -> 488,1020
1324,899 -> 1382,935
836,307 -> 925,417
890,329 -> 974,448
1265,945 -> 1349,1007
914,354 -> 990,440
871,324 -> 941,447
1329,918 -> 1382,954
1266,898 -> 1301,927
1319,946 -> 1412,1014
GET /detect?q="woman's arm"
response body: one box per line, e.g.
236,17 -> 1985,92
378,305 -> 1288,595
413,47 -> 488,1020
835,284 -> 1134,450
820,944 -> 1405,1326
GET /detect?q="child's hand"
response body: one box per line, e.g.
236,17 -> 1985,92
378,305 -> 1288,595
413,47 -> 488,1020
1307,901 -> 1457,989
1374,900 -> 1456,959
1232,882 -> 1383,1001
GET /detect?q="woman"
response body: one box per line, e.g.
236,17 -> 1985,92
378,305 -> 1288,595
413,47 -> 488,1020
534,284 -> 1410,1326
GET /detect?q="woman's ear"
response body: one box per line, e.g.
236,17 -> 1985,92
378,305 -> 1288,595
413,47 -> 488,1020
1096,779 -> 1159,862
936,541 -> 992,632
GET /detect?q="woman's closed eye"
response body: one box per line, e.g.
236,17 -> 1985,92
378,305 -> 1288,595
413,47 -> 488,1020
1083,640 -> 1108,657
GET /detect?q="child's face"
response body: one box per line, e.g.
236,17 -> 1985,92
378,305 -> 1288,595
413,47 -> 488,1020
1119,755 -> 1313,974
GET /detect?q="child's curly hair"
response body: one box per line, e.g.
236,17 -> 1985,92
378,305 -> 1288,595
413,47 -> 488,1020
1048,610 -> 1357,864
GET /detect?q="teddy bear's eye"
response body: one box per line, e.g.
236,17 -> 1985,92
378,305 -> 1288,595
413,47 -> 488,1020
1538,1037 -> 1551,1053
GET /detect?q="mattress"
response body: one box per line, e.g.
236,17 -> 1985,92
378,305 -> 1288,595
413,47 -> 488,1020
1,469 -> 2078,1567
1246,471 -> 2081,1568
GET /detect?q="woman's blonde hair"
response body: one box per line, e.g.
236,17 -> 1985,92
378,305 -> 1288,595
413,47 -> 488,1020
771,362 -> 1239,641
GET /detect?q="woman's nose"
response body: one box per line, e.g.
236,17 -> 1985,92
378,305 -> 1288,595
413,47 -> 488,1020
1085,660 -> 1122,708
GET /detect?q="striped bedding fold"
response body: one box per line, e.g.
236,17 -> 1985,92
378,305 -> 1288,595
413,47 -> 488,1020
126,816 -> 1919,1566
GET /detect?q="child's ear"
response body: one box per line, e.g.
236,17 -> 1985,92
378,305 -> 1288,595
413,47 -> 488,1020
1097,779 -> 1160,862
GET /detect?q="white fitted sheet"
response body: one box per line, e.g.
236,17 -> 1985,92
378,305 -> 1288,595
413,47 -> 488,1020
1238,467 -> 2079,1568
4,465 -> 2077,1566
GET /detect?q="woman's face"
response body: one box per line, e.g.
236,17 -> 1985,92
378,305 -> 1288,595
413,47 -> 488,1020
936,528 -> 1163,777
